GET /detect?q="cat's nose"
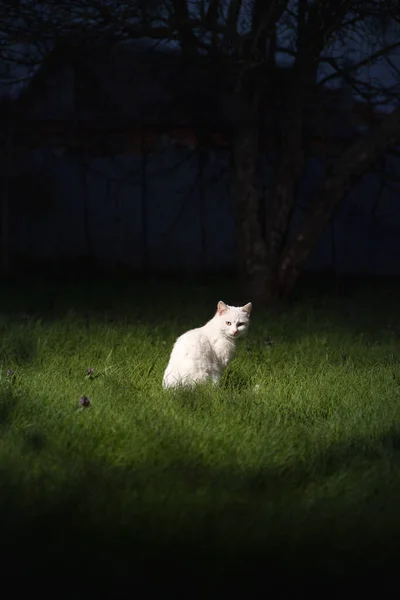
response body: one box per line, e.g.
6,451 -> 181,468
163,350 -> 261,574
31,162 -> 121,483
233,330 -> 238,336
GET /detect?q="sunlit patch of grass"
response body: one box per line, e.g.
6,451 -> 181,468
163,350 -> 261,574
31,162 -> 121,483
0,276 -> 400,588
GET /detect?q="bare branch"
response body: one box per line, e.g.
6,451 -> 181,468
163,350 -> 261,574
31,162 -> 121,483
172,0 -> 198,56
249,0 -> 290,57
223,0 -> 243,49
204,0 -> 221,51
319,40 -> 400,86
279,104 -> 400,289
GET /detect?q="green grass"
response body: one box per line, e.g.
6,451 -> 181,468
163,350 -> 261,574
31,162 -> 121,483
1,274 -> 400,590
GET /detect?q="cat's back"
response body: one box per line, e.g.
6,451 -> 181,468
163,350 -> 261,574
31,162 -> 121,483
163,324 -> 215,388
171,325 -> 211,355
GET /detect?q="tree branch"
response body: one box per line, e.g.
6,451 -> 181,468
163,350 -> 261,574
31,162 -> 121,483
204,0 -> 221,51
278,104 -> 400,291
249,0 -> 289,57
170,0 -> 199,56
223,0 -> 243,49
319,40 -> 400,86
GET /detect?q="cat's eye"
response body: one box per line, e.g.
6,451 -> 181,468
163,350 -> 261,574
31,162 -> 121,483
225,321 -> 231,326
237,322 -> 244,327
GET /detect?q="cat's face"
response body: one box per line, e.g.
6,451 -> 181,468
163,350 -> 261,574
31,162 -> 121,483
216,301 -> 252,339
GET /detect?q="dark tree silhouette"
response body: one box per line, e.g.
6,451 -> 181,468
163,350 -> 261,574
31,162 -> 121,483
2,0 -> 400,299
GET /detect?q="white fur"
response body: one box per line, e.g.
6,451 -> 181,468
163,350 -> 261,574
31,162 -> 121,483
162,300 -> 252,389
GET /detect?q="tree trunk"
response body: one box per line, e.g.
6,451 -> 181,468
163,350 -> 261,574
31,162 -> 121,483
232,67 -> 313,303
263,104 -> 305,298
233,124 -> 268,303
259,0 -> 342,300
277,105 -> 400,298
262,61 -> 317,299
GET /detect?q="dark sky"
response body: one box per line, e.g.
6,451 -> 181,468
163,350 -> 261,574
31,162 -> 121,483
1,1 -> 399,107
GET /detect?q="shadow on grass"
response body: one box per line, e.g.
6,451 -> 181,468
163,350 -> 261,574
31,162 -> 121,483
7,336 -> 38,364
0,388 -> 18,426
0,325 -> 39,368
2,426 -> 400,590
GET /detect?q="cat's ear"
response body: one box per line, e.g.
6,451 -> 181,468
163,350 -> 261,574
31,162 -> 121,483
242,302 -> 252,316
217,300 -> 228,315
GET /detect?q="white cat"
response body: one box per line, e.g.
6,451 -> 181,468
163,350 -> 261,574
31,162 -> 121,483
162,300 -> 252,389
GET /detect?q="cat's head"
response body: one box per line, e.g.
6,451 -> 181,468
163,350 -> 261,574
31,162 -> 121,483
215,300 -> 252,339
